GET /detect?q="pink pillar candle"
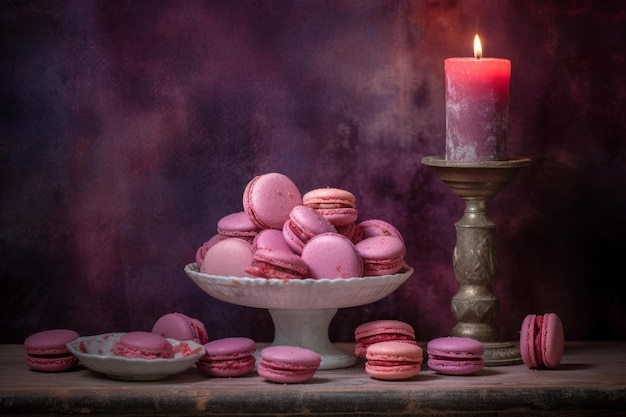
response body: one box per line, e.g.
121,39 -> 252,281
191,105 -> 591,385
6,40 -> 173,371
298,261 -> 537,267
444,39 -> 511,162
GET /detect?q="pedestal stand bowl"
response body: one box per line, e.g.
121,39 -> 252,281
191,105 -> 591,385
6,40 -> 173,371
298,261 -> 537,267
184,263 -> 413,369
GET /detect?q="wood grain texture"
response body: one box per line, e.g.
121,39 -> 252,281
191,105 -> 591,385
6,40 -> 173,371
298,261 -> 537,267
1,342 -> 625,416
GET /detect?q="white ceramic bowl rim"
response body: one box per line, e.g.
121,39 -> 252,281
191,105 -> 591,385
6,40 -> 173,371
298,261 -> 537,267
184,263 -> 414,309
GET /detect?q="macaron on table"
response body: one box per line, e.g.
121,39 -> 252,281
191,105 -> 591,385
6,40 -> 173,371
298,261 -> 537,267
258,345 -> 322,383
365,341 -> 423,381
24,329 -> 80,372
519,313 -> 564,369
197,337 -> 257,377
426,336 -> 485,375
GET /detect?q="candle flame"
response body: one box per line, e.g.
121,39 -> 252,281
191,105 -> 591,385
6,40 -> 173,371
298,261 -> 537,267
474,34 -> 482,59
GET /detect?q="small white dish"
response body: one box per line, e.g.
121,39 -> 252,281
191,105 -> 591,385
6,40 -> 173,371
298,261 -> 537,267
66,333 -> 205,381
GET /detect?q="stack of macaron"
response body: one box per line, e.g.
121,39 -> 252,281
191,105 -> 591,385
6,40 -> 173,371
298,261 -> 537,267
354,320 -> 423,381
354,319 -> 417,359
196,172 -> 408,279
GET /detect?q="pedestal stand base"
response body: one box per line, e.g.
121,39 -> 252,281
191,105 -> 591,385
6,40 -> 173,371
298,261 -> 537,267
483,342 -> 522,366
421,156 -> 531,367
269,308 -> 357,369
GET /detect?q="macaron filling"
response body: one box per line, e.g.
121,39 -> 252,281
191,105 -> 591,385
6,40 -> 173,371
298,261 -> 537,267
246,260 -> 305,279
361,256 -> 405,275
259,360 -> 319,375
534,315 -> 544,366
200,356 -> 256,373
246,248 -> 308,279
367,359 -> 420,367
428,354 -> 484,364
285,218 -> 324,244
302,188 -> 356,209
358,335 -> 416,345
26,353 -> 78,364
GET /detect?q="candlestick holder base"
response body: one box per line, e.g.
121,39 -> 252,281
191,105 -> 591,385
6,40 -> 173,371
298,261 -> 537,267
421,156 -> 531,366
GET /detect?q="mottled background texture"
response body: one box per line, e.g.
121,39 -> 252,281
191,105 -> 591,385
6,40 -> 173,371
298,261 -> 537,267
1,0 -> 625,344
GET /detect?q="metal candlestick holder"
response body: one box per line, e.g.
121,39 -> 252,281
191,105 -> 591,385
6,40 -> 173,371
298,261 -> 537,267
421,155 -> 532,366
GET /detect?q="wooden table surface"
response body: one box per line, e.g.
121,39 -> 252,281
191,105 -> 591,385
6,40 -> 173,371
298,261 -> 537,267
1,342 -> 625,416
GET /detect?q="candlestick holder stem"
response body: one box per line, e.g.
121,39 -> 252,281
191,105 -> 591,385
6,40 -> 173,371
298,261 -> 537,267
421,156 -> 531,366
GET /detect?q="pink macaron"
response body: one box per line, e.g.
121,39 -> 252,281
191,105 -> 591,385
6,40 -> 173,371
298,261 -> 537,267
151,312 -> 209,345
200,238 -> 255,277
301,232 -> 363,279
355,235 -> 406,276
111,331 -> 175,359
243,173 -> 302,230
358,219 -> 405,242
197,337 -> 256,377
336,222 -> 363,244
282,205 -> 336,254
427,336 -> 485,375
258,345 -> 321,383
520,313 -> 564,369
24,329 -> 80,372
365,341 -> 423,381
252,229 -> 294,253
302,187 -> 358,227
195,234 -> 223,267
354,320 -> 416,359
217,211 -> 261,242
245,247 -> 308,280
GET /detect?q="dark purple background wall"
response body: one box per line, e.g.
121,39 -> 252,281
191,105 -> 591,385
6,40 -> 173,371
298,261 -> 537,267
1,1 -> 625,344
